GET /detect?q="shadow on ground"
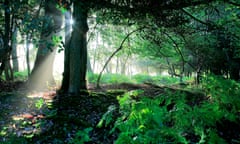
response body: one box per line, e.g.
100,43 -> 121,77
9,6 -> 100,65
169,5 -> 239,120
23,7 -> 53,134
1,82 -> 240,143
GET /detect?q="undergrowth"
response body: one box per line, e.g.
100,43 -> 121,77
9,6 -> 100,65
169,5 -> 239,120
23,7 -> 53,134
13,71 -> 28,81
87,73 -> 191,85
97,75 -> 240,143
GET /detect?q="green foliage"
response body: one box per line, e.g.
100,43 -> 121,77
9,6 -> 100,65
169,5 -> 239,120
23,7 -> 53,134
97,105 -> 116,128
56,4 -> 67,14
88,73 -> 132,84
0,135 -> 28,144
51,35 -> 64,53
69,127 -> 93,144
98,75 -> 240,143
35,98 -> 44,109
111,90 -> 193,144
131,74 -> 153,83
101,74 -> 131,84
201,75 -> 240,121
131,74 -> 181,85
13,71 -> 28,81
87,73 -> 99,84
88,73 -> 189,85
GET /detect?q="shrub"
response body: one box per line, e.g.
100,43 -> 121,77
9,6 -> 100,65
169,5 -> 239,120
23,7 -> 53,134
88,73 -> 132,84
201,74 -> 240,117
14,71 -> 28,81
69,127 -> 93,144
101,73 -> 131,84
87,73 -> 99,84
131,74 -> 153,84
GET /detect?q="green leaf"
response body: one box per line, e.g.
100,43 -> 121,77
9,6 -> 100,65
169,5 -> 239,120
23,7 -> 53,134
35,98 -> 44,109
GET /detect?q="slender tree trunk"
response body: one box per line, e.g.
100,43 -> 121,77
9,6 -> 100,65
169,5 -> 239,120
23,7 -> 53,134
68,1 -> 88,94
87,53 -> 93,73
121,36 -> 131,75
116,57 -> 119,73
0,35 -> 5,76
92,31 -> 99,72
25,34 -> 31,76
11,27 -> 19,72
121,54 -> 130,75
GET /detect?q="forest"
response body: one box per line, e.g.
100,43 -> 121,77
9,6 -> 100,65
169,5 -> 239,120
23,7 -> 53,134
0,0 -> 240,143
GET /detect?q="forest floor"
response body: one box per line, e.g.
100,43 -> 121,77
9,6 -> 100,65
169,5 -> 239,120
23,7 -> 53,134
0,81 -> 239,143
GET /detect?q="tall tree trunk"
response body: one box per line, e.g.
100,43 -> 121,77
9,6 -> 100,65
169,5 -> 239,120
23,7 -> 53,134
121,54 -> 130,75
116,57 -> 119,73
0,35 -> 4,76
2,0 -> 12,80
67,1 -> 88,94
4,59 -> 13,81
92,31 -> 99,72
29,0 -> 62,90
25,34 -> 31,76
61,7 -> 71,92
87,53 -> 93,73
11,27 -> 19,72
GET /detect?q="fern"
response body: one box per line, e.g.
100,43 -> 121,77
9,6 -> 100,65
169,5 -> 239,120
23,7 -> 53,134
202,75 -> 240,121
69,127 -> 93,144
97,105 -> 116,128
98,76 -> 240,143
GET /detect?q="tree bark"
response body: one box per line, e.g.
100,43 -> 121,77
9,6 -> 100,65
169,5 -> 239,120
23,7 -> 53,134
92,31 -> 99,72
61,7 -> 71,92
67,1 -> 88,94
1,0 -> 13,80
26,34 -> 31,76
87,53 -> 93,73
11,27 -> 19,72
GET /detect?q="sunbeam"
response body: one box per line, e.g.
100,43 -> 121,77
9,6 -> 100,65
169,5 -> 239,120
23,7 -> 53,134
69,19 -> 74,26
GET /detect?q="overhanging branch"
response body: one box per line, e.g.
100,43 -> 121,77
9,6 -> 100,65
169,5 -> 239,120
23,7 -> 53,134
181,8 -> 210,26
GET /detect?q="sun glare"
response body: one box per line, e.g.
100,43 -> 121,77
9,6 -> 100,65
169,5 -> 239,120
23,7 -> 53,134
70,19 -> 74,25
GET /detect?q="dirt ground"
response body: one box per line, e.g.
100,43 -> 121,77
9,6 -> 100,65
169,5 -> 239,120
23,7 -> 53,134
0,81 -> 168,143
